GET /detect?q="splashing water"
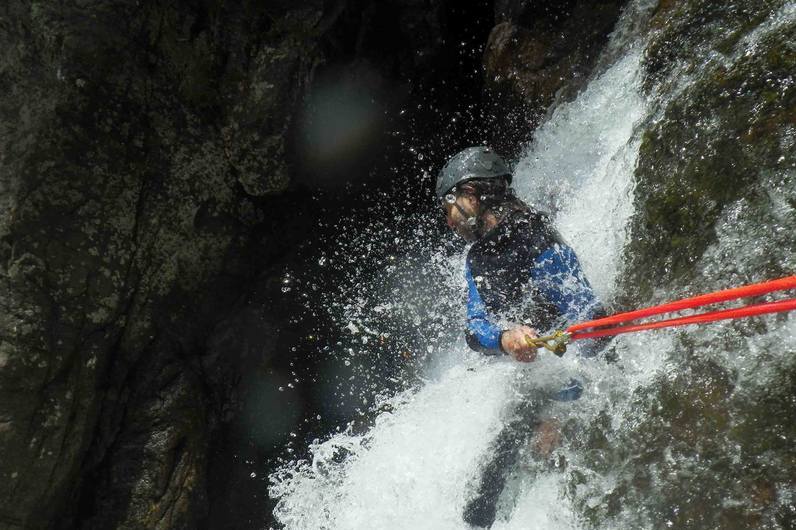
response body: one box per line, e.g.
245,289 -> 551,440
513,48 -> 646,302
269,1 -> 796,528
269,11 -> 653,529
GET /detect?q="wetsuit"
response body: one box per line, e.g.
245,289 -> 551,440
461,208 -> 605,528
464,208 -> 603,357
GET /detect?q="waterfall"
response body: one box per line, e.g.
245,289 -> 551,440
269,1 -> 796,528
513,48 -> 646,304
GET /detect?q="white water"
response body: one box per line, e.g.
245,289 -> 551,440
269,12 -> 656,529
269,2 -> 796,528
513,49 -> 646,302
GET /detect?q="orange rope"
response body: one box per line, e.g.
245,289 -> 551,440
568,275 -> 796,334
569,298 -> 796,341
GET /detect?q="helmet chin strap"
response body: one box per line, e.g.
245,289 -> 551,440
454,202 -> 488,240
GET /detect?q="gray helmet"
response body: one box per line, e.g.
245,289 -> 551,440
435,146 -> 511,199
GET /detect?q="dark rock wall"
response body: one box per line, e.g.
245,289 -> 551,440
0,2 -> 326,529
0,1 -> 623,529
483,0 -> 624,155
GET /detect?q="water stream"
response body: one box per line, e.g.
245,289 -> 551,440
269,1 -> 796,528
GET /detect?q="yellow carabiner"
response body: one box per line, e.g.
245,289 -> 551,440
524,330 -> 571,357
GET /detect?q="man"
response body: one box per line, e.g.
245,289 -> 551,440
437,146 -> 605,527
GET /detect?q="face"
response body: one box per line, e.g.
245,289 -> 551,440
442,192 -> 480,242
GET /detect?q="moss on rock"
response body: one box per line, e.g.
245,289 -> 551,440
623,2 -> 795,302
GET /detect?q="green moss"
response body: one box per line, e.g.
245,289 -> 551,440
644,0 -> 786,90
622,12 -> 796,303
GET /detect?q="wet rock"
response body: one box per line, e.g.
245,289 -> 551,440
0,1 -> 324,528
623,0 -> 796,302
599,2 -> 796,528
0,0 -> 479,529
221,8 -> 325,197
483,0 -> 623,148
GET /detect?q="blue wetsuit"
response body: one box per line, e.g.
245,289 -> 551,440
463,208 -> 604,357
461,209 -> 606,528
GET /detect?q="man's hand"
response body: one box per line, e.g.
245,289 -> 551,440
500,325 -> 539,362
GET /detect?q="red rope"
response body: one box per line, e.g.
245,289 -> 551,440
568,275 -> 796,333
569,298 -> 796,341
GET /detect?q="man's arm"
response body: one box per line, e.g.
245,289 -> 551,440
464,264 -> 504,355
530,244 -> 603,324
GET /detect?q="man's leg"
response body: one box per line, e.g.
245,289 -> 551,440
462,400 -> 542,528
462,377 -> 583,528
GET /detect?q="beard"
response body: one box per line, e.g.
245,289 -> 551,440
455,216 -> 488,242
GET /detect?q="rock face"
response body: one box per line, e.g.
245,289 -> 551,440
624,0 -> 796,302
0,1 -> 474,529
483,0 -> 624,150
0,2 -> 326,528
578,2 -> 795,528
